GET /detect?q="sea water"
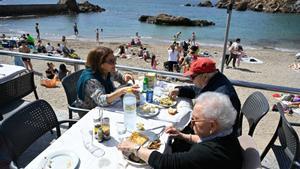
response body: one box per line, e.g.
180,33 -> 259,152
1,0 -> 300,51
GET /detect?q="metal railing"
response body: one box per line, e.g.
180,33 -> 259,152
1,50 -> 300,95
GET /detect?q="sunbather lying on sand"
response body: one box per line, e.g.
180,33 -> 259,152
288,63 -> 300,70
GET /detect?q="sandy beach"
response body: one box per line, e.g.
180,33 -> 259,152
1,39 -> 299,168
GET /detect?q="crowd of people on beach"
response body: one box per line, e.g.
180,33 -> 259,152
0,22 -> 83,87
112,32 -> 159,70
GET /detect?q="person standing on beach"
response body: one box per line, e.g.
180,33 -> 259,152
228,38 -> 241,69
62,35 -> 67,48
191,32 -> 196,45
225,41 -> 233,68
96,28 -> 99,44
167,44 -> 179,72
19,41 -> 33,71
73,22 -> 79,36
35,23 -> 40,40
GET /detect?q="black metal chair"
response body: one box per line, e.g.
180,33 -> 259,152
0,99 -> 77,168
260,102 -> 300,169
238,135 -> 261,169
61,69 -> 89,120
0,71 -> 39,123
238,91 -> 269,136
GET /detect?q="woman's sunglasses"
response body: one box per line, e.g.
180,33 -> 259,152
105,58 -> 117,65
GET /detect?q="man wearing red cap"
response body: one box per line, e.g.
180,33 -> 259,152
168,57 -> 241,152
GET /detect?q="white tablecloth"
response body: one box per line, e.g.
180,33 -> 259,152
26,108 -> 172,169
0,64 -> 26,83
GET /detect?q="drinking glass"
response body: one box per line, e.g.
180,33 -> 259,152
80,128 -> 105,158
116,122 -> 127,142
95,107 -> 103,121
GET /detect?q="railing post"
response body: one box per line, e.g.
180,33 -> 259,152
74,64 -> 79,71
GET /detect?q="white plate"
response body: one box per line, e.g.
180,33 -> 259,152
153,98 -> 177,108
137,107 -> 160,118
292,108 -> 300,115
123,153 -> 147,166
44,150 -> 79,169
123,134 -> 166,166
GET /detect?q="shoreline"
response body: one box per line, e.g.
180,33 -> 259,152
1,38 -> 299,163
1,30 -> 299,53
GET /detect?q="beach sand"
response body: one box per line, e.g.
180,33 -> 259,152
1,39 -> 299,168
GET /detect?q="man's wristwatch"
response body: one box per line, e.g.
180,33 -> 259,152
133,144 -> 142,156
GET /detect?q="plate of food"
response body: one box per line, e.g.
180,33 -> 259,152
137,103 -> 160,118
123,131 -> 164,166
123,153 -> 147,166
122,132 -> 149,166
154,97 -> 177,108
43,150 -> 79,169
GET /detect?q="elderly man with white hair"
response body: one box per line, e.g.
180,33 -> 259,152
118,92 -> 243,169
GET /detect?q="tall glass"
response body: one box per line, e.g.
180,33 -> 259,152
80,107 -> 105,157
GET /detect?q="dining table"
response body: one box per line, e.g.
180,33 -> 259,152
0,63 -> 27,84
25,80 -> 193,169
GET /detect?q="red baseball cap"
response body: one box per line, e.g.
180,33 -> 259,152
184,58 -> 216,76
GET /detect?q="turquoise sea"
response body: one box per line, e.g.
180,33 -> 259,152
0,0 -> 300,51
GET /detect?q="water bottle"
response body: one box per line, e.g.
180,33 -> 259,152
123,88 -> 137,131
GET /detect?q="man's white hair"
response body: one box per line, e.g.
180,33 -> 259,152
195,92 -> 237,131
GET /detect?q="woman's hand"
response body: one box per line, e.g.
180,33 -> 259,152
165,125 -> 182,139
168,88 -> 179,100
115,85 -> 140,97
115,86 -> 131,96
124,73 -> 134,83
117,140 -> 135,154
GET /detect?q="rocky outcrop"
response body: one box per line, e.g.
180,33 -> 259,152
247,0 -> 299,13
195,0 -> 299,13
0,0 -> 105,16
214,0 -> 300,13
78,1 -> 105,12
184,3 -> 192,7
58,0 -> 79,12
198,1 -> 214,7
139,13 -> 215,27
236,1 -> 248,11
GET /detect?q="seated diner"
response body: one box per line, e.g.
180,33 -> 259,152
118,92 -> 243,169
74,46 -> 138,113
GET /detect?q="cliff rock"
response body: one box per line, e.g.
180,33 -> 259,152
139,13 -> 215,27
78,1 -> 105,12
214,0 -> 300,13
198,1 -> 214,7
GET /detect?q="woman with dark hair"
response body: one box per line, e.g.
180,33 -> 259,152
75,46 -> 138,112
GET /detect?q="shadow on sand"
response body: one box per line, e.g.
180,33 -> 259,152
227,66 -> 259,73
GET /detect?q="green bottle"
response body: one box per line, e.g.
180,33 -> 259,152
142,77 -> 148,93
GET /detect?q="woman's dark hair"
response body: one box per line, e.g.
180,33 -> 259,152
85,46 -> 113,72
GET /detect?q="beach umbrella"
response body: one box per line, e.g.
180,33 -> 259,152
220,0 -> 235,73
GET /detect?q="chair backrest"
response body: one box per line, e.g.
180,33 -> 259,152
238,135 -> 261,169
0,100 -> 60,162
238,91 -> 269,136
62,69 -> 83,105
261,103 -> 300,169
0,71 -> 38,108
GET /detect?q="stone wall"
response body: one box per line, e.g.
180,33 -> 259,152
0,4 -> 68,16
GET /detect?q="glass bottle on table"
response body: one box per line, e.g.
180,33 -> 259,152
123,88 -> 137,131
142,76 -> 148,93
